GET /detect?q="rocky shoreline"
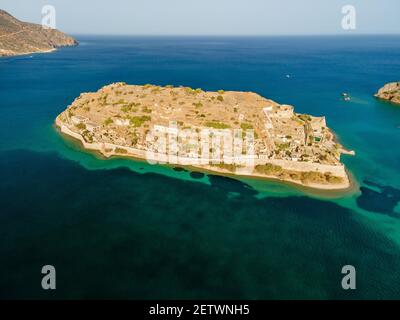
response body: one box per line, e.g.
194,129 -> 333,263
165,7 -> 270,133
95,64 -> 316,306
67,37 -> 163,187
56,117 -> 351,191
55,83 -> 352,191
375,82 -> 400,105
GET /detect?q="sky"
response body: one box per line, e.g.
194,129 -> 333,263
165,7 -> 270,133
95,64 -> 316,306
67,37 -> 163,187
1,0 -> 399,35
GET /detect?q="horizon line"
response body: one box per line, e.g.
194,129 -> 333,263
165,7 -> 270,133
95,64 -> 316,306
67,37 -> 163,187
68,32 -> 400,37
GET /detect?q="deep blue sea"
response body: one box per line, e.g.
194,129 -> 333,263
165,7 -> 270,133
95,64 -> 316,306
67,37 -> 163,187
0,36 -> 400,299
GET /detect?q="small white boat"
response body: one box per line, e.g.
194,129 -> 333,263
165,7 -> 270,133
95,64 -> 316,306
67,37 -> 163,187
342,93 -> 351,101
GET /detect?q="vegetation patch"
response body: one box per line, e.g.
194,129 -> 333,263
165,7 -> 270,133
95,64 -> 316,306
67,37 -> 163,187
240,123 -> 254,130
205,121 -> 231,129
115,147 -> 128,154
130,115 -> 151,127
255,164 -> 283,175
103,118 -> 113,126
75,123 -> 86,130
211,163 -> 241,172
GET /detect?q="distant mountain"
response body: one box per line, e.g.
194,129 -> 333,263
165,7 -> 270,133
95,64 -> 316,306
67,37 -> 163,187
0,9 -> 77,57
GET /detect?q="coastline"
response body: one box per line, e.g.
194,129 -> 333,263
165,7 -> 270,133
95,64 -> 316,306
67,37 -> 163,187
1,48 -> 61,58
55,117 -> 353,192
0,41 -> 78,58
374,95 -> 400,106
0,9 -> 79,58
374,82 -> 400,105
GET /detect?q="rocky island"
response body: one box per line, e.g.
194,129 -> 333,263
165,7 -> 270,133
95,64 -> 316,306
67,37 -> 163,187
0,9 -> 77,57
375,82 -> 400,105
56,83 -> 354,190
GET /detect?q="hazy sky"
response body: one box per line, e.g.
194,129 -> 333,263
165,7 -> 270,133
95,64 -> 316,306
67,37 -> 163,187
2,0 -> 399,35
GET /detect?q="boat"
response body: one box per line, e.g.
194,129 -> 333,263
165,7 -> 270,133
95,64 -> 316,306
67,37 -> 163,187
342,92 -> 351,101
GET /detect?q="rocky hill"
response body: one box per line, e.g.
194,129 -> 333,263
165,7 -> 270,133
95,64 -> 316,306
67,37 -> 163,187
375,82 -> 400,105
0,9 -> 77,57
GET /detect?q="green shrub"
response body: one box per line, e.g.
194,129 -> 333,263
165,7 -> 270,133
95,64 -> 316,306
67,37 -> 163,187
205,121 -> 231,129
75,123 -> 86,130
142,106 -> 152,113
326,175 -> 343,184
255,164 -> 283,175
185,87 -> 196,95
130,115 -> 151,127
212,163 -> 239,172
104,118 -> 113,126
240,123 -> 253,130
192,101 -> 203,108
277,143 -> 290,150
115,147 -> 128,154
121,105 -> 130,113
298,114 -> 312,122
121,102 -> 140,113
301,171 -> 325,182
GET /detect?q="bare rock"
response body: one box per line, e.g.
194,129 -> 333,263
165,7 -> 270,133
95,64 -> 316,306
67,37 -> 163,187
375,82 -> 400,105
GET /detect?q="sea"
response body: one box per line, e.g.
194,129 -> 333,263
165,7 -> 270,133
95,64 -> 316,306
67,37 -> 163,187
0,35 -> 399,299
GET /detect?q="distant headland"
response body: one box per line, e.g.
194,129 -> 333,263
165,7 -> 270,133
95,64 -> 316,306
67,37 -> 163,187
0,9 -> 77,57
375,82 -> 400,105
56,83 -> 355,191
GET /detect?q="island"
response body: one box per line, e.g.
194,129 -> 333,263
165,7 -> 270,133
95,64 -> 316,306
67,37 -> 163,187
0,9 -> 77,57
375,82 -> 400,105
55,83 -> 355,190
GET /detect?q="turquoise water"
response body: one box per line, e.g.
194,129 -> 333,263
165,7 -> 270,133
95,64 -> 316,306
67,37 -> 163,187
0,36 -> 400,299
